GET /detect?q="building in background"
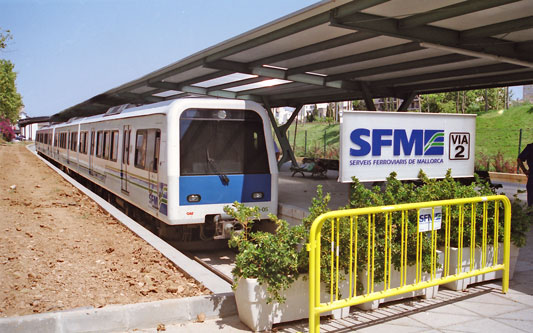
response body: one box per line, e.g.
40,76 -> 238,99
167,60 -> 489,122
524,85 -> 533,103
17,112 -> 50,141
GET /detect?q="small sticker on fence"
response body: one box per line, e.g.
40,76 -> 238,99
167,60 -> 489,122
419,207 -> 442,232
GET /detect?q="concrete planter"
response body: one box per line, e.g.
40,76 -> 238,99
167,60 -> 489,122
357,250 -> 443,310
234,275 -> 350,332
489,172 -> 527,185
441,244 -> 519,291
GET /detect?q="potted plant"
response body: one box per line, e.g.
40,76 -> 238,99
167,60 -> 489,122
343,174 -> 442,310
414,171 -> 532,290
226,202 -> 349,332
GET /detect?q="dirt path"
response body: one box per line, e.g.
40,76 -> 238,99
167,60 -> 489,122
0,143 -> 209,318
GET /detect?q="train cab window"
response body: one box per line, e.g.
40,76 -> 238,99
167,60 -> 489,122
110,130 -> 119,162
134,129 -> 160,171
180,109 -> 269,175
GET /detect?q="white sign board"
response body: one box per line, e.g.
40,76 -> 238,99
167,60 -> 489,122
418,207 -> 442,232
339,111 -> 476,183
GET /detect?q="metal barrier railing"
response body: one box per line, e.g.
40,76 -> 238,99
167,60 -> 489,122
308,195 -> 511,333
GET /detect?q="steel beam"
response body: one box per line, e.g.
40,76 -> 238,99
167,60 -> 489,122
206,76 -> 265,92
249,31 -> 377,67
397,0 -> 521,28
460,16 -> 533,40
360,82 -> 376,111
396,70 -> 533,93
397,92 -> 416,112
204,59 -> 359,92
286,42 -> 423,75
332,12 -> 530,62
204,0 -> 388,63
263,98 -> 300,169
327,54 -> 472,81
371,63 -> 523,88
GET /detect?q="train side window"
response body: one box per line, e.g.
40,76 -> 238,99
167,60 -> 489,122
135,130 -> 147,169
96,131 -> 103,158
90,131 -> 95,156
110,130 -> 119,162
103,130 -> 110,160
145,129 -> 160,172
70,132 -> 78,151
152,130 -> 160,172
123,129 -> 131,165
79,132 -> 87,154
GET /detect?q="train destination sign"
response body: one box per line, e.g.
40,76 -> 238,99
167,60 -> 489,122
339,111 -> 476,183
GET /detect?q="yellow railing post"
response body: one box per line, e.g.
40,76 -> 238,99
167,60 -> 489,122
308,195 -> 511,333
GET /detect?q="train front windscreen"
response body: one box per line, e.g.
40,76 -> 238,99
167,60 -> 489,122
179,109 -> 270,176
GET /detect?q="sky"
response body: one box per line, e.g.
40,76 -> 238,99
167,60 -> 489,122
0,0 -> 525,118
0,0 -> 317,117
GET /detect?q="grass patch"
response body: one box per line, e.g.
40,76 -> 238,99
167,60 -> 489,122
281,104 -> 533,170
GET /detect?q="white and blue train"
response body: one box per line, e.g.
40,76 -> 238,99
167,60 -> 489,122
36,98 -> 278,240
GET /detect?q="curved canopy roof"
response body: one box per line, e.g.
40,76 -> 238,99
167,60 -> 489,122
52,0 -> 533,122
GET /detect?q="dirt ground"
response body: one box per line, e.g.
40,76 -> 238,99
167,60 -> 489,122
0,143 -> 210,318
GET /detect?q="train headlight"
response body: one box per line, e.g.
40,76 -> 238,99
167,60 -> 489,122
252,192 -> 264,200
187,194 -> 201,202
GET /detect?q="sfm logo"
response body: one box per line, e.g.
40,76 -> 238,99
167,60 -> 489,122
350,129 -> 444,156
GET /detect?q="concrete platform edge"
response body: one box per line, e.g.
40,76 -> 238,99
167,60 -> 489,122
0,292 -> 237,333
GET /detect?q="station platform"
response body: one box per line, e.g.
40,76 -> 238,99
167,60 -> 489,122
277,163 -> 528,226
10,147 -> 529,332
127,227 -> 533,332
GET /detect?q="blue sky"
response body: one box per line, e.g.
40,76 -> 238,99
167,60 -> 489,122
0,0 -> 524,118
0,0 -> 316,117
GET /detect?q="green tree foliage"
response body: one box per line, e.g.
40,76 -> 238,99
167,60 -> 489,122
0,60 -> 23,123
420,88 -> 506,114
0,28 -> 23,124
0,28 -> 12,50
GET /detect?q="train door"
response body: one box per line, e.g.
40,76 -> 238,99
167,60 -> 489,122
89,129 -> 95,175
147,129 -> 161,211
121,125 -> 131,193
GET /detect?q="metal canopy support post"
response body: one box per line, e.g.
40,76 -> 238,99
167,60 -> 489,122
263,98 -> 301,170
361,83 -> 376,111
398,92 -> 416,112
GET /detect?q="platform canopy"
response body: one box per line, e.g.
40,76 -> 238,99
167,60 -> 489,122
51,0 -> 533,122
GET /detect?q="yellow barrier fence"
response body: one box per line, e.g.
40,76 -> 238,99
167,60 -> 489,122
308,195 -> 511,333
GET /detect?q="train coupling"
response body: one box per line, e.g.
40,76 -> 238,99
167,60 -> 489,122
213,215 -> 243,239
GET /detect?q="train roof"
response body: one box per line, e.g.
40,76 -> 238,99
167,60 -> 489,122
39,97 -> 264,130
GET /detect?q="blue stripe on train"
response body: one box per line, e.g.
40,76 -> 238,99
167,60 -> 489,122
179,174 -> 271,205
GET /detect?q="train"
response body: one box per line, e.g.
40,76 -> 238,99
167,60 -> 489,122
36,98 -> 278,240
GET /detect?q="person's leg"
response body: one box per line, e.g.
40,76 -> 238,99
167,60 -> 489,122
526,175 -> 533,206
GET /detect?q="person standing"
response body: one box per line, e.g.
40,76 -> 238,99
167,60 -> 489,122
518,142 -> 533,206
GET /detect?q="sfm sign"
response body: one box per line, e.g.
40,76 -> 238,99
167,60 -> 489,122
339,111 -> 476,183
349,129 -> 444,157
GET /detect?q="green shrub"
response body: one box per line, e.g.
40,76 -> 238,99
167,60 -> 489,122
227,171 -> 532,303
226,202 -> 305,303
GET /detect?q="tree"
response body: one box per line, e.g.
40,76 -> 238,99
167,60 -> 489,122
420,88 -> 506,114
0,28 -> 12,50
0,28 -> 23,123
